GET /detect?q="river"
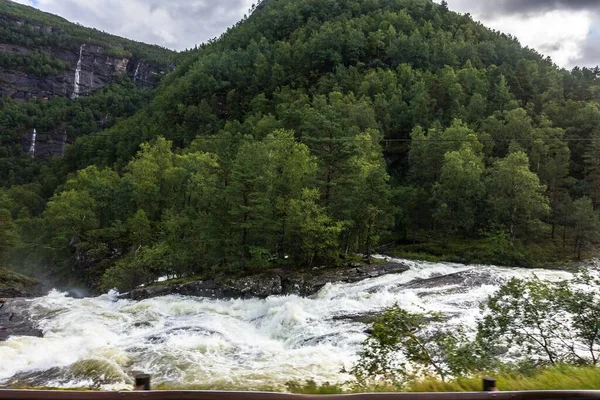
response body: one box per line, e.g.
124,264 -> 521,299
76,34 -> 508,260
0,258 -> 574,390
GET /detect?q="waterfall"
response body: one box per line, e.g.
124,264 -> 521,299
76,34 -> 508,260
0,259 -> 578,390
60,132 -> 67,156
71,44 -> 85,99
28,129 -> 36,157
133,62 -> 142,83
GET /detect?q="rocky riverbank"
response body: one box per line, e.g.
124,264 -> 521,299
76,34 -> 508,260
0,298 -> 43,341
124,261 -> 410,301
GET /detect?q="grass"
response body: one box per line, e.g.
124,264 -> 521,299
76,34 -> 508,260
6,365 -> 600,393
286,365 -> 600,394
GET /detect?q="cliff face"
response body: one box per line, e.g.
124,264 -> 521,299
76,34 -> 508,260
0,41 -> 167,101
0,6 -> 175,159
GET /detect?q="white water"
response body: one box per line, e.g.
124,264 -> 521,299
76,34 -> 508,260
28,129 -> 36,157
71,44 -> 85,99
0,259 -> 574,390
133,62 -> 141,82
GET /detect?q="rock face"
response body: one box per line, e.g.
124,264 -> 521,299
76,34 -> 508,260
0,267 -> 43,298
0,298 -> 43,341
21,128 -> 67,159
125,261 -> 410,301
0,41 -> 167,101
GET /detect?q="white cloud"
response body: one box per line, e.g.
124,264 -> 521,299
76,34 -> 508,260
12,0 -> 600,68
482,10 -> 594,68
13,0 -> 255,51
440,0 -> 599,68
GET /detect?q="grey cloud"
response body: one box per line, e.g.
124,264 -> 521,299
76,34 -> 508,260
448,0 -> 600,18
538,42 -> 563,53
23,0 -> 253,50
569,31 -> 600,67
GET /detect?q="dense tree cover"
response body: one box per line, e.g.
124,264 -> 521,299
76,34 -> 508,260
0,0 -> 174,64
0,50 -> 67,76
0,76 -> 154,190
3,0 -> 600,289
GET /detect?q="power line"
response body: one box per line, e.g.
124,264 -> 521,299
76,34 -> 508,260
69,134 -> 600,143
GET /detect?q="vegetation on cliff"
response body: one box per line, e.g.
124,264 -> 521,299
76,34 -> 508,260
1,0 -> 600,290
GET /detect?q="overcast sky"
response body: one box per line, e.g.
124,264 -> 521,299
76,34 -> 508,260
11,0 -> 600,69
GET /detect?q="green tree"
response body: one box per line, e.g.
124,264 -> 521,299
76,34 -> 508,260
433,143 -> 485,239
351,305 -> 487,386
485,151 -> 549,239
572,197 -> 600,260
286,189 -> 342,266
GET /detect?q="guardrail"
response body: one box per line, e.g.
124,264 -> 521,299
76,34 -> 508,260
1,377 -> 599,400
2,390 -> 600,400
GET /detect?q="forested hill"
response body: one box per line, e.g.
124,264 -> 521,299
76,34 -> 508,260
2,0 -> 600,292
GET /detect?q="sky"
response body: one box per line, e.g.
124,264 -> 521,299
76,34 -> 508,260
10,0 -> 600,69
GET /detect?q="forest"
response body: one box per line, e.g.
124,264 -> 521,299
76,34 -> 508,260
2,0 -> 600,291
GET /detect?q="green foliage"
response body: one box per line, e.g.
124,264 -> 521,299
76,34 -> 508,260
3,0 -> 600,289
485,151 -> 549,239
288,365 -> 600,393
351,305 -> 489,386
478,273 -> 600,366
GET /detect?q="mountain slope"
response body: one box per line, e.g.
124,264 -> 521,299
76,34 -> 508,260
0,0 -> 177,190
3,0 -> 600,290
0,0 -> 175,100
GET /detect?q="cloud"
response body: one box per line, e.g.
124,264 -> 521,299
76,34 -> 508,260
11,0 -> 255,51
12,0 -> 600,68
447,0 -> 600,18
569,25 -> 600,67
443,0 -> 600,68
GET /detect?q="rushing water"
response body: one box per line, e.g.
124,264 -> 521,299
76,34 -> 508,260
28,129 -> 36,157
0,258 -> 574,390
71,44 -> 85,99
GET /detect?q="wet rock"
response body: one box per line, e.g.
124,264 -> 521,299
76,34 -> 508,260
404,269 -> 498,290
332,312 -> 378,325
221,272 -> 283,298
124,261 -> 410,301
0,298 -> 43,341
282,262 -> 411,296
0,267 -> 43,298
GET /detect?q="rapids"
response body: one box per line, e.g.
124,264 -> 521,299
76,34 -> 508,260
0,258 -> 574,390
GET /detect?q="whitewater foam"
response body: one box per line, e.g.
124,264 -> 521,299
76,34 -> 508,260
0,258 -> 575,390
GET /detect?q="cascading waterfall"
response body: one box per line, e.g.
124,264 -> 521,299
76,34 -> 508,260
60,133 -> 67,156
133,62 -> 141,83
0,259 -> 578,390
28,129 -> 36,157
71,44 -> 85,99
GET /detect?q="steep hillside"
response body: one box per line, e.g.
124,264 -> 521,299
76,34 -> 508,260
2,0 -> 600,291
0,0 -> 175,100
0,0 -> 177,189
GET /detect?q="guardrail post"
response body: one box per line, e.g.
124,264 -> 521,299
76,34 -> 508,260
134,374 -> 151,391
482,377 -> 497,392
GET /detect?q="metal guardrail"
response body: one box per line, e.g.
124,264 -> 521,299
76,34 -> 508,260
1,377 -> 599,400
1,390 -> 600,400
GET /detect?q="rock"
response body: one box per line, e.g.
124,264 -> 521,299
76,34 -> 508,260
123,261 -> 410,301
404,269 -> 498,290
221,273 -> 283,298
0,39 -> 168,102
0,267 -> 43,298
332,313 -> 378,325
0,298 -> 43,341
